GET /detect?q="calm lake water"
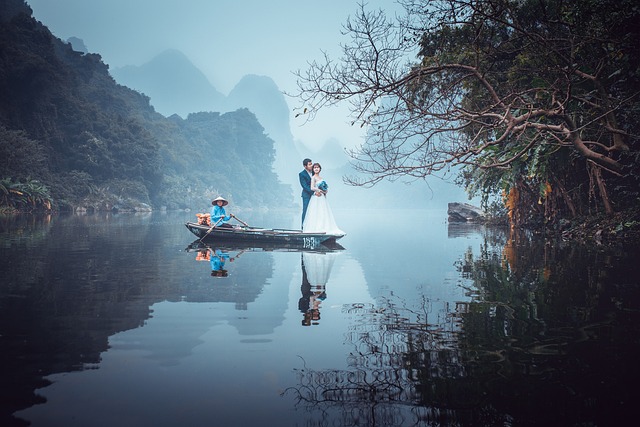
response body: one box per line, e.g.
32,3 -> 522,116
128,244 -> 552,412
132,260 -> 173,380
1,209 -> 638,427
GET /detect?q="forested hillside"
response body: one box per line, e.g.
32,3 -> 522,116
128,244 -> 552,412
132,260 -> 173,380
0,0 -> 291,212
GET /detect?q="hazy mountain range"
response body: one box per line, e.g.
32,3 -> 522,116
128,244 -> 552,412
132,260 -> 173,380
110,49 -> 349,187
106,46 -> 471,209
112,49 -> 227,118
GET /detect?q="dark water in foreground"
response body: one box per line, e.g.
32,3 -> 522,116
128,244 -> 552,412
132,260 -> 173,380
1,209 -> 638,427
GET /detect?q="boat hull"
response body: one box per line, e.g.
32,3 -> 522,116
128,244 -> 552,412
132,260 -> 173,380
185,222 -> 344,250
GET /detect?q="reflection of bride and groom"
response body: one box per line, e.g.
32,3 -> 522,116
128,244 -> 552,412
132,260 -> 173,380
298,158 -> 344,325
299,251 -> 338,326
299,158 -> 344,235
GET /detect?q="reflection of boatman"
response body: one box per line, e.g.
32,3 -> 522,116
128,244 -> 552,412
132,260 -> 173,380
209,248 -> 230,277
207,248 -> 244,277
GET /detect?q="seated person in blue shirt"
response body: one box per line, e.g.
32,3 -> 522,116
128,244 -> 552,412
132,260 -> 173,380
210,196 -> 235,228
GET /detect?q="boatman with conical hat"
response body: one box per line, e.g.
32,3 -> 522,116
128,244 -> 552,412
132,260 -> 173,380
210,196 -> 234,228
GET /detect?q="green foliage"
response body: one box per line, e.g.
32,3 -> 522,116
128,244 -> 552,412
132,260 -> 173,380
150,109 -> 290,210
0,177 -> 52,211
0,125 -> 49,180
419,0 -> 640,223
0,0 -> 292,211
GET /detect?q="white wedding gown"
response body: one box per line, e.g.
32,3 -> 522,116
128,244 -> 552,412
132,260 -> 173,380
302,180 -> 345,236
303,252 -> 338,286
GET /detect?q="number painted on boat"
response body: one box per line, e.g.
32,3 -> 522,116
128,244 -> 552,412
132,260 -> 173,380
303,237 -> 319,249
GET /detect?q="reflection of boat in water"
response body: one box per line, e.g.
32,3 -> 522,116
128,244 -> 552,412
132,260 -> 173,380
185,221 -> 345,250
185,239 -> 345,254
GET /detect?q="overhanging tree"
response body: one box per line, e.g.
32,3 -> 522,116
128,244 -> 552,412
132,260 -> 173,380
295,0 -> 639,226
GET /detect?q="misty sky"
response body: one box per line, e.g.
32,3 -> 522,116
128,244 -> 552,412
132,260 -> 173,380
26,0 -> 406,151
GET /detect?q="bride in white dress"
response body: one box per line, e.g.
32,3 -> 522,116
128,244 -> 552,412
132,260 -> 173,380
302,163 -> 345,236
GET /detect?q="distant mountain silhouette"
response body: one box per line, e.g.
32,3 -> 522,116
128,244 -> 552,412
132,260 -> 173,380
66,37 -> 88,54
111,49 -> 226,117
227,75 -> 290,134
226,74 -> 301,180
305,137 -> 350,168
108,49 -> 472,209
111,50 -> 306,191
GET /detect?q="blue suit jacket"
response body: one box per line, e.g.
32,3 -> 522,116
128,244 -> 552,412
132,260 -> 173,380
299,169 -> 313,199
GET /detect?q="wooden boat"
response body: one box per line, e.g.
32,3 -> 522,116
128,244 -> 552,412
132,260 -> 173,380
185,221 -> 345,250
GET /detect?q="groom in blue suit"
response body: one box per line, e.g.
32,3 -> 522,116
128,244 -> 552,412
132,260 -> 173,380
299,158 -> 314,227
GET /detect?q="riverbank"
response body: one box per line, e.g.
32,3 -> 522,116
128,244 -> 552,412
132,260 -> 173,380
558,208 -> 640,247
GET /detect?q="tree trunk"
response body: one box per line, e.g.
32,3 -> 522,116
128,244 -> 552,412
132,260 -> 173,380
553,176 -> 577,218
592,164 -> 614,214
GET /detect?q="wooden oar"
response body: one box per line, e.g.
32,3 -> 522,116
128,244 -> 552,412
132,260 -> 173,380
231,214 -> 249,227
200,217 -> 224,242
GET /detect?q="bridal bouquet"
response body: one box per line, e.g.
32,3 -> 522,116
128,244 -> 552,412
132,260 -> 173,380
318,181 -> 328,192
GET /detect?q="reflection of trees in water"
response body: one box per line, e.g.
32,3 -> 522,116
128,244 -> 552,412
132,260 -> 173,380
0,213 -> 53,249
283,231 -> 640,426
284,300 -> 485,426
0,213 -> 161,425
